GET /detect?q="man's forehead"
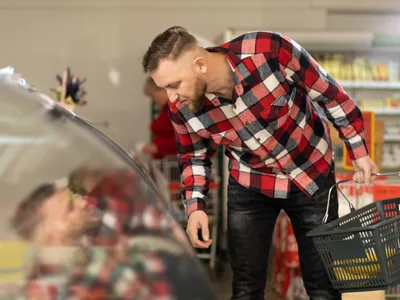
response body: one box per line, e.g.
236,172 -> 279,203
152,60 -> 182,87
152,51 -> 195,86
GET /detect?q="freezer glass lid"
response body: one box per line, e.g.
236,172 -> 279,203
0,73 -> 215,299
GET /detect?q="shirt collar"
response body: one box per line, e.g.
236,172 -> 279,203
206,46 -> 251,98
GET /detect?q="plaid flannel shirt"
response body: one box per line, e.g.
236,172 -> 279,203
169,31 -> 368,216
25,169 -> 214,300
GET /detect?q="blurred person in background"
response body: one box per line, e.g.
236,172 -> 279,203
135,77 -> 177,159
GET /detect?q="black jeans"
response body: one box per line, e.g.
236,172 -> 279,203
227,170 -> 341,300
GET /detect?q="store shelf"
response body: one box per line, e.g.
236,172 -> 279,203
341,81 -> 400,89
384,134 -> 400,142
369,47 -> 400,54
368,108 -> 400,115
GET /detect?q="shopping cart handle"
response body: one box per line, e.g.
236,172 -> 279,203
373,172 -> 400,177
322,172 -> 400,224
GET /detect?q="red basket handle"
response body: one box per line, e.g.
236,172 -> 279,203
322,172 -> 400,224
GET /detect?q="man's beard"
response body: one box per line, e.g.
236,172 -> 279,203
187,77 -> 207,113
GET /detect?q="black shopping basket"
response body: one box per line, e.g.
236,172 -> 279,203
307,172 -> 400,293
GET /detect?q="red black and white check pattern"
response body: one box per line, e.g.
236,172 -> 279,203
24,170 -> 198,299
169,31 -> 368,216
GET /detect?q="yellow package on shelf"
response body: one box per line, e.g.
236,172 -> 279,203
358,99 -> 386,110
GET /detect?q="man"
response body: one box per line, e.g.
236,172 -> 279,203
142,26 -> 378,299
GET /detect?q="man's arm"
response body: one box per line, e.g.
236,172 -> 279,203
275,34 -> 368,161
168,104 -> 217,216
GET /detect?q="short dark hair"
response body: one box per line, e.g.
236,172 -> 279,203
11,184 -> 56,240
142,26 -> 198,73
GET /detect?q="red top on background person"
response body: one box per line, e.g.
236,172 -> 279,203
137,77 -> 178,159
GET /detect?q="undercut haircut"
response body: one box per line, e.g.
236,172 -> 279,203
142,26 -> 198,73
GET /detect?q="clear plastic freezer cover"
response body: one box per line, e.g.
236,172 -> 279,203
0,68 -> 217,299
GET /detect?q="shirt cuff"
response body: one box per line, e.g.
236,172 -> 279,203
345,139 -> 369,160
184,198 -> 207,217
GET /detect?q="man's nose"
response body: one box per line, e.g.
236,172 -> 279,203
167,90 -> 178,102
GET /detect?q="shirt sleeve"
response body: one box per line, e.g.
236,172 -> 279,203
275,34 -> 369,160
168,104 -> 217,216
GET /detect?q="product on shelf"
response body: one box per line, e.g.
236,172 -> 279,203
382,144 -> 400,169
352,58 -> 374,82
371,63 -> 389,81
386,93 -> 400,108
388,61 -> 400,82
358,99 -> 386,110
313,54 -> 398,82
357,93 -> 400,110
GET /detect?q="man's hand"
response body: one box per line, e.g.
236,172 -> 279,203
186,210 -> 212,248
352,156 -> 378,186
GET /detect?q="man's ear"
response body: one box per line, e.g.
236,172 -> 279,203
194,57 -> 207,74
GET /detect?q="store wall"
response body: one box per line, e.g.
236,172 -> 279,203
0,0 -> 399,148
328,13 -> 400,34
